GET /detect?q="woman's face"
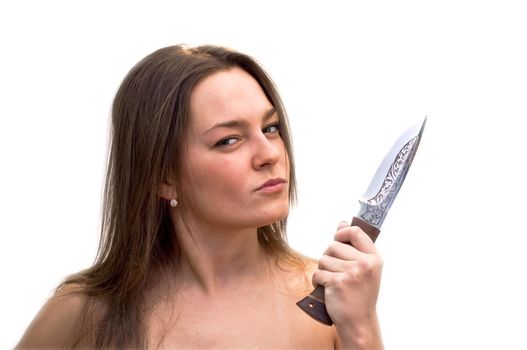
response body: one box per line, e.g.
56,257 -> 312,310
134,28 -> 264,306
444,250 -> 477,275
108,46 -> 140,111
177,67 -> 290,230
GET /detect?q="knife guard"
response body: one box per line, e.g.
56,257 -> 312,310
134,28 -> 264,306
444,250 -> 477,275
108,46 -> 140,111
296,216 -> 380,326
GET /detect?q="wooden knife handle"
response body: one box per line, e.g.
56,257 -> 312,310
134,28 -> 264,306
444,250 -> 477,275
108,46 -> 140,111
296,216 -> 380,326
350,216 -> 381,243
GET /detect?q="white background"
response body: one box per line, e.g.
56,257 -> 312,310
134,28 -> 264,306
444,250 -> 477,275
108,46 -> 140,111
1,1 -> 526,348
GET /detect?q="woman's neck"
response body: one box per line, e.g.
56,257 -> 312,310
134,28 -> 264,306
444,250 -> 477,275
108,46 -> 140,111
172,216 -> 271,294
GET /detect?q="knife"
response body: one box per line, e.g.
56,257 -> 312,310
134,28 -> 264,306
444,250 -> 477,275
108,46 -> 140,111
296,117 -> 427,326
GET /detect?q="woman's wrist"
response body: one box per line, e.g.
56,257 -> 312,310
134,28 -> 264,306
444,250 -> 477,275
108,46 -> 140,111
336,313 -> 383,350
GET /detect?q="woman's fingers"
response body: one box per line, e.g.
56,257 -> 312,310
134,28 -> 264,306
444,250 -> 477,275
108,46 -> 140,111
320,223 -> 377,263
334,223 -> 378,254
314,221 -> 383,289
318,253 -> 353,273
311,268 -> 334,288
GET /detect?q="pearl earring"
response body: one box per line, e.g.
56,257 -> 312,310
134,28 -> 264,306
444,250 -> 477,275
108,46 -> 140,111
170,199 -> 178,207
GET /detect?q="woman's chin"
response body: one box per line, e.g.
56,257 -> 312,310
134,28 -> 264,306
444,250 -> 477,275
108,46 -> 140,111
255,206 -> 290,227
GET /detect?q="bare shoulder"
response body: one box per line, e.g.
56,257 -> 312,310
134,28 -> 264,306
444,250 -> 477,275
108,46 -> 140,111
15,283 -> 91,349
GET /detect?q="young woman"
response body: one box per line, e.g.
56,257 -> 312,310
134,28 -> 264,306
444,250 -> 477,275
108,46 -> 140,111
16,45 -> 383,349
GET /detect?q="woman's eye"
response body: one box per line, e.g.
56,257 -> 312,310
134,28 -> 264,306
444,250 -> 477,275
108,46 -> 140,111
215,136 -> 239,147
263,123 -> 280,134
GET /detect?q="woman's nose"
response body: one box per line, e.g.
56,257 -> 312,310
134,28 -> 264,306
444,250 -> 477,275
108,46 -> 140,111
252,135 -> 282,169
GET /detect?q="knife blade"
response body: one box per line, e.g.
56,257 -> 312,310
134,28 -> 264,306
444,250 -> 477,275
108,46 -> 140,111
296,117 -> 427,326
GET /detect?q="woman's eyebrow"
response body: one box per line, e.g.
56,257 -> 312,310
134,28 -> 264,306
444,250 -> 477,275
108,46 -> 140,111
203,107 -> 276,135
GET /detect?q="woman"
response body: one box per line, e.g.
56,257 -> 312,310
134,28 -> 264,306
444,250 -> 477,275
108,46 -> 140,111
16,45 -> 383,349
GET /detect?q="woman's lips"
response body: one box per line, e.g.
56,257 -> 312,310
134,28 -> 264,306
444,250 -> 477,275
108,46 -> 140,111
255,178 -> 287,193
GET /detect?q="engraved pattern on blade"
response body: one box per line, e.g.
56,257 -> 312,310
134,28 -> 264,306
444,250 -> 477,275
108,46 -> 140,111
360,136 -> 418,226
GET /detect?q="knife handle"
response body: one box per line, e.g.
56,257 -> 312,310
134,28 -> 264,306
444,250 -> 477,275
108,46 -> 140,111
296,216 -> 380,326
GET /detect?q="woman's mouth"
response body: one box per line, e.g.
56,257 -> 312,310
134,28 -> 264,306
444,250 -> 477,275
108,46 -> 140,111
255,178 -> 287,193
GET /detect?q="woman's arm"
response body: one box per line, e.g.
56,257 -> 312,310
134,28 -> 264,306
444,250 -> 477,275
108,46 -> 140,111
312,222 -> 384,350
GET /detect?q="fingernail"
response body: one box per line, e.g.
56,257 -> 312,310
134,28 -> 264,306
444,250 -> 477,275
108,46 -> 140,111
337,221 -> 349,228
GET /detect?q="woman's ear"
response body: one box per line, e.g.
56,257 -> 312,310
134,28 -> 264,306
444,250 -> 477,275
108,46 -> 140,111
158,180 -> 177,201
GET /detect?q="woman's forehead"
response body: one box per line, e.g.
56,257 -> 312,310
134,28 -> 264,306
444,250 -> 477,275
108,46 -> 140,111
188,67 -> 274,131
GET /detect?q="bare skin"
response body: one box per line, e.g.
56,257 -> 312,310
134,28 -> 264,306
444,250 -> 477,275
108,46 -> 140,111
16,68 -> 383,349
143,257 -> 336,349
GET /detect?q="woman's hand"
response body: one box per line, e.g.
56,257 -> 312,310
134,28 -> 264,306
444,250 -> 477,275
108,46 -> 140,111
312,221 -> 384,349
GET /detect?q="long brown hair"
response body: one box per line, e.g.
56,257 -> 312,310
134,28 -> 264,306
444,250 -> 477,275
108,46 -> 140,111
61,44 -> 301,348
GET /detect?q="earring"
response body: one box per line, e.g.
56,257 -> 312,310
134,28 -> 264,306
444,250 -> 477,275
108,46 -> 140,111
170,199 -> 178,208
